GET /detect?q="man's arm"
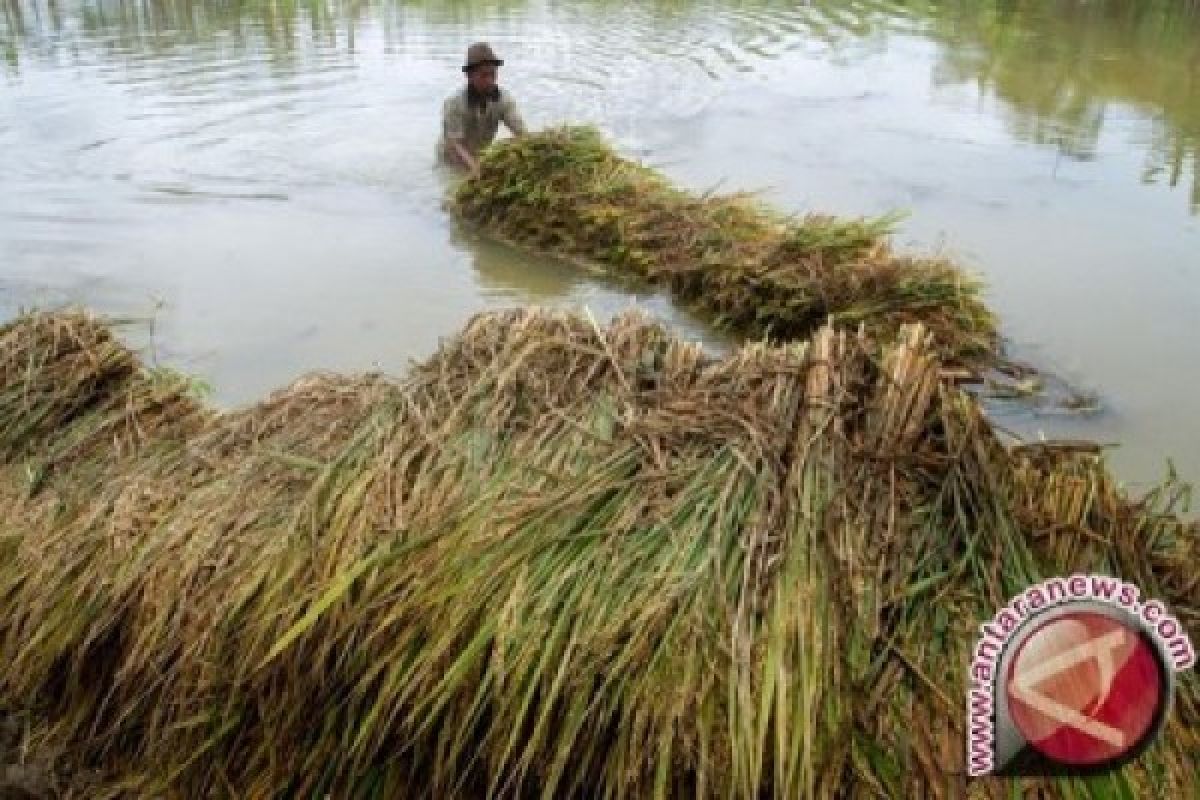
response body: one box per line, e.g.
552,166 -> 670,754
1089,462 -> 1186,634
443,97 -> 481,177
500,93 -> 527,137
451,139 -> 480,177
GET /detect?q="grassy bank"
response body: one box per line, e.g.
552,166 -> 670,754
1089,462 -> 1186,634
0,308 -> 1195,798
450,127 -> 1000,375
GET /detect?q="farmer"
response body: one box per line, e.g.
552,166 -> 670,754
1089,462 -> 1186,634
439,42 -> 527,175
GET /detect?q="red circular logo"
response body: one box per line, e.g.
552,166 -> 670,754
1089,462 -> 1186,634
1005,611 -> 1165,767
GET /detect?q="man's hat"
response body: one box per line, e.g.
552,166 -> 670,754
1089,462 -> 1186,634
463,42 -> 504,72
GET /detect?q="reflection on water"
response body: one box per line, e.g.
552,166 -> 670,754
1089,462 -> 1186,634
926,0 -> 1200,214
463,232 -> 586,303
1,0 -> 1198,486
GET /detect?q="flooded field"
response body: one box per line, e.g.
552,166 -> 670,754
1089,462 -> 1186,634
2,0 -> 1198,487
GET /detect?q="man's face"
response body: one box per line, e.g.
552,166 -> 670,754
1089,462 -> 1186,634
468,65 -> 498,93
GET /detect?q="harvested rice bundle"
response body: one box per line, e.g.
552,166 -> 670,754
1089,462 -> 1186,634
450,127 -> 998,372
0,309 -> 1195,798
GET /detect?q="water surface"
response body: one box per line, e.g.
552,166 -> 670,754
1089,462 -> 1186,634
2,0 -> 1198,488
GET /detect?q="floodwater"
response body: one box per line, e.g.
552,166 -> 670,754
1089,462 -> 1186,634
1,0 -> 1198,489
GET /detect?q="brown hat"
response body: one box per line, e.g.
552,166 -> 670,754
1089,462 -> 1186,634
463,42 -> 504,72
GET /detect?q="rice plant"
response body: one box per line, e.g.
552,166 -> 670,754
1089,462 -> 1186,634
0,309 -> 1195,797
450,127 -> 998,374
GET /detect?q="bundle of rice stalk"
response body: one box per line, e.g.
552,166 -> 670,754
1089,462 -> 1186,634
0,309 -> 1195,799
449,127 -> 998,374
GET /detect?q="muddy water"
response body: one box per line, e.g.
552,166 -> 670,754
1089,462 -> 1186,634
2,0 -> 1198,488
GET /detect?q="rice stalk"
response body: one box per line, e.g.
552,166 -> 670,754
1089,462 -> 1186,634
449,127 -> 998,373
0,308 -> 1194,798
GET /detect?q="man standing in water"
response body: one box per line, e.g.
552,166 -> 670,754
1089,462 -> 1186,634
439,42 -> 527,176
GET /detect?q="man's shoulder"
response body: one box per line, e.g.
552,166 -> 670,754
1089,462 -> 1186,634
443,89 -> 469,111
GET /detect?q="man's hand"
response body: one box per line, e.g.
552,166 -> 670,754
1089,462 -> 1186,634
465,154 -> 481,180
451,139 -> 481,179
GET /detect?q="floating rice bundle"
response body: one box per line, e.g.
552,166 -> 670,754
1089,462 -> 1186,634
0,309 -> 1196,798
450,127 -> 999,373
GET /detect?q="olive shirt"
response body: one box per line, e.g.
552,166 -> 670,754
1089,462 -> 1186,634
438,88 -> 526,163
